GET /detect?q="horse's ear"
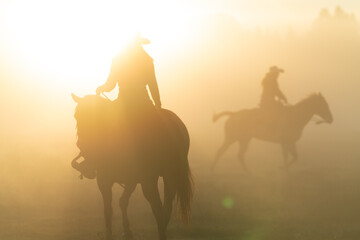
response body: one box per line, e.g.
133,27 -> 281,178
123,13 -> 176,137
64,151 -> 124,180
71,93 -> 82,103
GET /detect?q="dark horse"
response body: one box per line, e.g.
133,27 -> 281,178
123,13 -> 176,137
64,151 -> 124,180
212,93 -> 333,170
71,94 -> 193,240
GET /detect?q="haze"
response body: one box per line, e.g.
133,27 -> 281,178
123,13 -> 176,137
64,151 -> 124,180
0,1 -> 359,239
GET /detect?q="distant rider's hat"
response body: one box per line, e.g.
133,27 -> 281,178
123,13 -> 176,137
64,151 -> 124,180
270,66 -> 284,73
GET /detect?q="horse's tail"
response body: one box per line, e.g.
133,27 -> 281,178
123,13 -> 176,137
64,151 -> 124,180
174,153 -> 194,225
162,109 -> 194,225
213,111 -> 236,122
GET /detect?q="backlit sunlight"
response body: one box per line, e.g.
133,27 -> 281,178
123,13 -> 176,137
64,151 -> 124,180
2,0 -> 360,239
5,0 -> 193,93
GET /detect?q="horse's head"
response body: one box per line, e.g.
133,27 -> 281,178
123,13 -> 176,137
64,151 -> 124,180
72,93 -> 112,137
72,93 -> 108,107
72,93 -> 115,159
72,93 -> 110,121
312,93 -> 333,124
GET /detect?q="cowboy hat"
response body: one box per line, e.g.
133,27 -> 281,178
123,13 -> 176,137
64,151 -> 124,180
132,33 -> 150,45
270,66 -> 284,73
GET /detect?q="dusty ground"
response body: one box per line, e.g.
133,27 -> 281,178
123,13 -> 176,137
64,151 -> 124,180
1,134 -> 360,240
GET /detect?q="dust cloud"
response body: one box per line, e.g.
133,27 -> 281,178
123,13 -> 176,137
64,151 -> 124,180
1,6 -> 360,240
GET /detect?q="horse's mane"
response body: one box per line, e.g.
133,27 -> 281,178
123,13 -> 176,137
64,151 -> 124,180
295,93 -> 322,107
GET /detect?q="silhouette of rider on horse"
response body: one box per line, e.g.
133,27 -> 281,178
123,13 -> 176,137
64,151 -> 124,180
97,34 -> 164,154
75,34 -> 164,179
259,66 -> 287,109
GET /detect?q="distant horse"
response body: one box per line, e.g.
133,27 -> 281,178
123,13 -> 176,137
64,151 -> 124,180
71,94 -> 193,240
212,93 -> 333,170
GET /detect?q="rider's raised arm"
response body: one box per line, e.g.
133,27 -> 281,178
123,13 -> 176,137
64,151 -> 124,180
97,60 -> 118,94
275,85 -> 288,103
278,90 -> 288,103
147,63 -> 161,108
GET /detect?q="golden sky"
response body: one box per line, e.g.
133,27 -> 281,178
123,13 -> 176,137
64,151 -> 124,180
0,0 -> 359,108
1,0 -> 359,75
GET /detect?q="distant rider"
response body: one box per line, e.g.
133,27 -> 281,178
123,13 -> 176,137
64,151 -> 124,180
259,66 -> 287,108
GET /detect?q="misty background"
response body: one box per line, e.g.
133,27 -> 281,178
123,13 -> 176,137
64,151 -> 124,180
1,4 -> 360,239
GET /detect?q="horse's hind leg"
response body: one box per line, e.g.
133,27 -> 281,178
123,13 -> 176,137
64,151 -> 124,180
212,139 -> 234,171
287,144 -> 298,167
141,178 -> 166,240
238,139 -> 250,171
280,143 -> 298,169
98,180 -> 114,240
281,143 -> 289,167
119,183 -> 137,240
163,176 -> 176,228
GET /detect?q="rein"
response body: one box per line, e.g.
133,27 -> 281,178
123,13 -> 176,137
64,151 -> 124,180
71,152 -> 84,179
311,117 -> 326,125
71,152 -> 125,188
101,93 -> 111,101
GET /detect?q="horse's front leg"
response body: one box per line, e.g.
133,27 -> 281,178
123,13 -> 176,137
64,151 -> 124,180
98,180 -> 114,240
141,178 -> 166,240
119,183 -> 137,240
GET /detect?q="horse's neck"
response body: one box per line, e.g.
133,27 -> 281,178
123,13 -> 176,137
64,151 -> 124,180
293,99 -> 316,127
